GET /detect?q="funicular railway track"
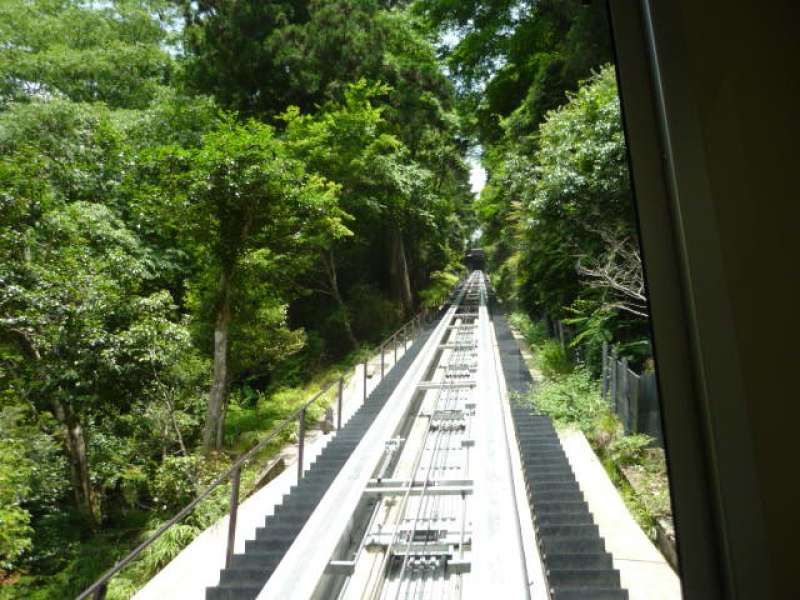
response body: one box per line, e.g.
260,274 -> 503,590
335,275 -> 483,600
206,271 -> 627,600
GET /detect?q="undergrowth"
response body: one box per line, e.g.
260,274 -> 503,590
513,312 -> 674,548
7,357 -> 363,600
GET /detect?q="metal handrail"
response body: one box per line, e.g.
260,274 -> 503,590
76,309 -> 431,600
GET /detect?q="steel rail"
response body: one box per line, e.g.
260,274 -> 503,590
388,274 -> 481,599
335,274 -> 477,600
365,278 -> 475,600
366,391 -> 443,600
415,300 -> 477,598
390,427 -> 446,600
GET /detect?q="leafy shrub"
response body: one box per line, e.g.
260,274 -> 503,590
0,406 -> 44,571
137,523 -> 199,576
587,409 -> 620,454
531,368 -> 609,432
418,270 -> 460,308
564,299 -> 614,373
606,434 -> 654,467
493,253 -> 520,303
0,406 -> 68,568
150,456 -> 202,512
346,283 -> 402,341
508,311 -> 548,347
606,433 -> 653,466
530,366 -> 670,544
150,454 -> 229,515
269,387 -> 326,427
538,339 -> 574,378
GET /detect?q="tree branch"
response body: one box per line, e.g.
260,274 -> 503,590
575,226 -> 649,319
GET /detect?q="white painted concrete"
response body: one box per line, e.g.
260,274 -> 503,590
489,316 -> 549,600
465,289 -> 530,600
559,429 -> 683,600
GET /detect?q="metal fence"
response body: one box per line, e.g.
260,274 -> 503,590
543,317 -> 664,446
76,308 -> 438,600
601,341 -> 663,445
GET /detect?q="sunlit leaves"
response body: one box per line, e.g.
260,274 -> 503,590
0,0 -> 175,109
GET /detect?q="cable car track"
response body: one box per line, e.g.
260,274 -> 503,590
207,270 -> 628,600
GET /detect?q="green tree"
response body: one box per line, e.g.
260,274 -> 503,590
181,1 -> 471,325
518,65 -> 634,318
153,119 -> 347,451
0,200 -> 192,525
0,0 -> 175,109
416,0 -> 612,142
281,78 -> 469,327
0,407 -> 35,570
476,65 -> 647,364
180,0 -> 312,118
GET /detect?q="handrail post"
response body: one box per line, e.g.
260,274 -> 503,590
393,333 -> 398,364
363,359 -> 368,403
381,343 -> 385,379
76,383 -> 332,600
297,407 -> 306,481
621,357 -> 630,434
337,376 -> 344,430
225,465 -> 242,568
403,323 -> 408,351
610,348 -> 618,412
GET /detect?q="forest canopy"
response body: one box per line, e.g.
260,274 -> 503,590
1,1 -> 470,595
0,1 -> 647,597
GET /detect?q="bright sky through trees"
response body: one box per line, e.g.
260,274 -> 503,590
469,158 -> 487,195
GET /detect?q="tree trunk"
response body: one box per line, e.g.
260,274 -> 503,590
324,250 -> 358,350
12,333 -> 97,526
165,394 -> 188,457
389,227 -> 413,315
203,270 -> 232,453
52,398 -> 97,528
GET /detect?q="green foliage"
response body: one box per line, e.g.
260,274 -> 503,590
606,434 -> 654,467
474,64 -> 650,368
1,0 -> 471,595
417,0 -> 612,142
418,270 -> 460,308
181,0 -> 472,335
177,118 -> 348,271
0,0 -> 176,109
0,99 -> 127,211
150,456 -> 205,513
0,407 -> 34,570
530,367 -> 607,432
347,284 -> 403,340
517,66 -> 634,317
604,466 -> 656,538
507,311 -> 548,347
537,340 -> 574,378
225,388 -> 300,451
527,343 -> 671,544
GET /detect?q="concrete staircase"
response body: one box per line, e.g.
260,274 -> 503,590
491,306 -> 628,600
206,323 -> 436,600
512,410 -> 628,600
